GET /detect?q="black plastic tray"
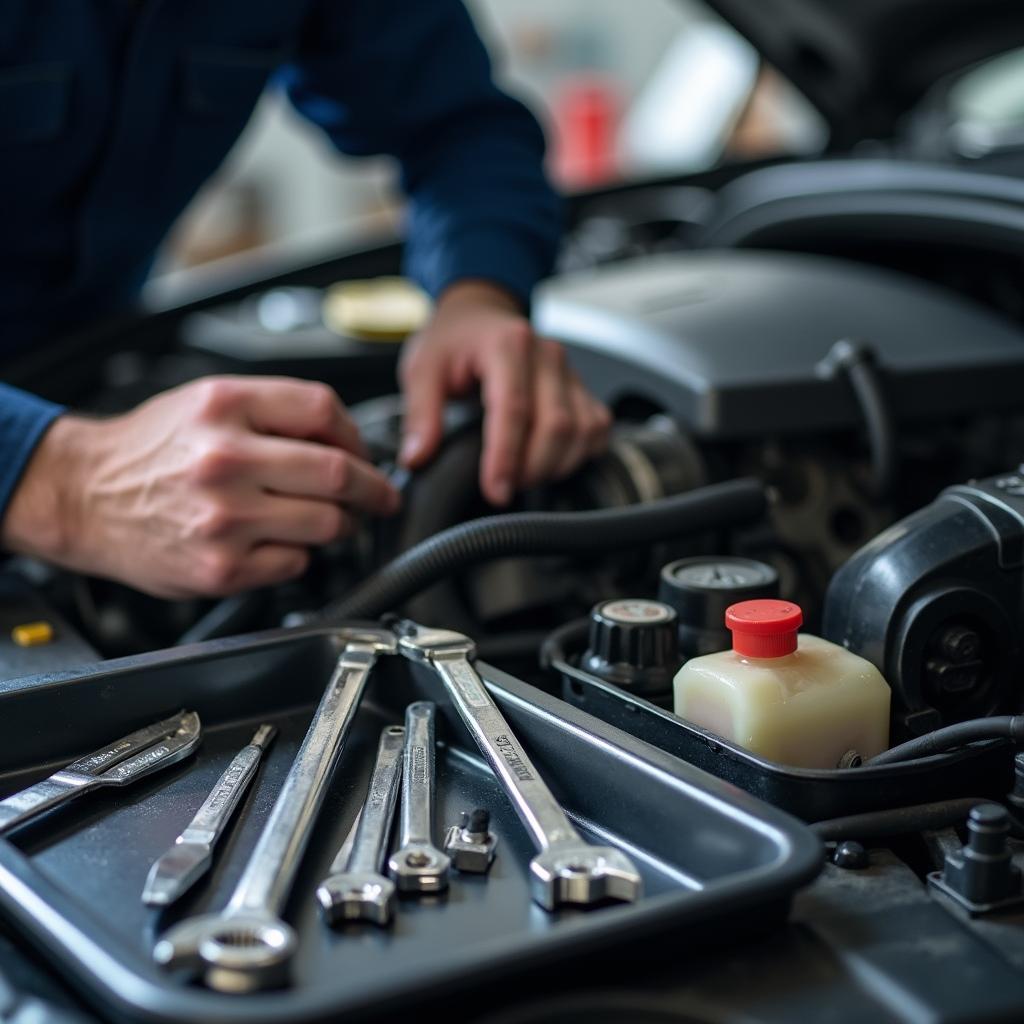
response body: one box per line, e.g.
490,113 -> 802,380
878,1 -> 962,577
556,658 -> 1015,822
0,628 -> 821,1024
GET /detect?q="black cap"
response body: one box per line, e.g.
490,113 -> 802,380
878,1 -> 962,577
581,599 -> 680,697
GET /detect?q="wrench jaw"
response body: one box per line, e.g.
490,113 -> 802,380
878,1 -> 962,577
529,846 -> 644,911
394,622 -> 476,664
388,844 -> 451,893
316,872 -> 396,926
153,913 -> 297,993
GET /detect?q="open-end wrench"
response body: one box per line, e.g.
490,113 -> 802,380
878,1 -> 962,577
388,702 -> 450,893
0,711 -> 202,835
143,723 -> 277,907
153,627 -> 396,993
396,622 -> 643,912
315,725 -> 404,926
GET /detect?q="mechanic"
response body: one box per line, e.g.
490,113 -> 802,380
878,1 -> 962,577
0,1 -> 610,600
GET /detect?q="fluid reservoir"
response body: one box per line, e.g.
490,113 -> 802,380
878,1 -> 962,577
672,600 -> 890,768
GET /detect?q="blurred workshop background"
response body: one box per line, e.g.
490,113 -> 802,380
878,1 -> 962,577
152,0 -> 828,283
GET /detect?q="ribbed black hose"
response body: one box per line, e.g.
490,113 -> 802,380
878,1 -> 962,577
868,715 -> 1024,766
316,478 -> 767,623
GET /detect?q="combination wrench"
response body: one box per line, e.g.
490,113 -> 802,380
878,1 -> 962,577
153,628 -> 396,993
395,622 -> 642,911
315,725 -> 404,926
388,702 -> 450,893
0,711 -> 201,835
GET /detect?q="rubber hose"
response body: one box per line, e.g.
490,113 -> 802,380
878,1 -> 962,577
812,797 -> 1024,842
868,715 -> 1024,766
316,478 -> 767,624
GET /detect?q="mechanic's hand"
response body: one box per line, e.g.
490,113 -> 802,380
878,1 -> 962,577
1,376 -> 400,599
398,280 -> 611,506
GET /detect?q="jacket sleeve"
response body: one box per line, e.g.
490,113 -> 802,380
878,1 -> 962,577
281,0 -> 563,307
0,384 -> 64,525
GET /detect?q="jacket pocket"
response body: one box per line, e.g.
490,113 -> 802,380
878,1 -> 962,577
0,63 -> 72,145
181,47 -> 285,118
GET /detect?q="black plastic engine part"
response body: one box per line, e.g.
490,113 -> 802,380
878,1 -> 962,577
657,556 -> 779,660
534,250 -> 1024,440
929,804 -> 1024,915
581,599 -> 680,703
823,470 -> 1024,735
316,478 -> 767,624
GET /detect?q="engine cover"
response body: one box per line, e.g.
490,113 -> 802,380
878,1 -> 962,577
534,250 -> 1024,439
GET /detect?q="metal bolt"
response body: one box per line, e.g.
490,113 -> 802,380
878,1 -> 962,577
940,626 -> 981,663
462,808 -> 491,838
832,840 -> 869,870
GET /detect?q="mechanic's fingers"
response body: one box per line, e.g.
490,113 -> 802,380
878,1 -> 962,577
481,327 -> 535,506
399,348 -> 447,469
245,494 -> 357,546
213,377 -> 367,457
522,340 -> 575,487
246,436 -> 400,515
553,378 -> 613,479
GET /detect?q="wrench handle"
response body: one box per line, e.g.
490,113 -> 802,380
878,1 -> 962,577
0,773 -> 92,835
432,657 -> 580,852
227,643 -> 382,915
399,702 -> 437,849
179,725 -> 276,848
347,727 -> 404,874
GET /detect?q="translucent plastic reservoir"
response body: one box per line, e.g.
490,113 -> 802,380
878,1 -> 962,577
672,601 -> 890,769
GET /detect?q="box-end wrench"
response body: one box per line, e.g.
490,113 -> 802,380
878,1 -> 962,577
0,711 -> 201,836
388,701 -> 450,893
396,623 -> 643,912
143,723 -> 277,907
315,725 -> 404,926
153,628 -> 396,993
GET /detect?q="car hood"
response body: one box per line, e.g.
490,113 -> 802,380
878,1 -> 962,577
701,0 -> 1024,148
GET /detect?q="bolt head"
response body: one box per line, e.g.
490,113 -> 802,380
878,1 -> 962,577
833,841 -> 869,870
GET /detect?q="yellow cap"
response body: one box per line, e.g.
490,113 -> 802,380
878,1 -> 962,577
12,621 -> 55,647
322,277 -> 432,342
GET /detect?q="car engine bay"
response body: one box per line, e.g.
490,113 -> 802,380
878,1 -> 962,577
6,156 -> 1024,1021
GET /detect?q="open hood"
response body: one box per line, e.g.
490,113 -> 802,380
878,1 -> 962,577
702,0 -> 1024,148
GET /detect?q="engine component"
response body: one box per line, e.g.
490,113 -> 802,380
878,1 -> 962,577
581,599 -> 680,702
535,250 -> 1024,439
673,600 -> 890,769
929,804 -> 1024,915
823,471 -> 1024,734
657,556 -> 779,659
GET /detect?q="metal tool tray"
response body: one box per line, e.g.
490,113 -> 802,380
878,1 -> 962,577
555,658 -> 1014,822
0,627 -> 820,1024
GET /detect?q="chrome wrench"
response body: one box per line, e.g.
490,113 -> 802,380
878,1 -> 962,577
0,711 -> 202,835
153,627 -> 396,993
396,622 -> 642,911
388,701 -> 450,893
315,725 -> 404,926
143,723 -> 277,907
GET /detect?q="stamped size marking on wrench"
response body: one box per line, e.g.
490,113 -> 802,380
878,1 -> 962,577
316,725 -> 404,925
153,628 -> 396,993
143,723 -> 277,907
0,711 -> 202,835
388,702 -> 450,893
396,622 -> 643,911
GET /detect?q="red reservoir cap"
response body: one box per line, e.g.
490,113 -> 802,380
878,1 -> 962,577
725,599 -> 803,658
